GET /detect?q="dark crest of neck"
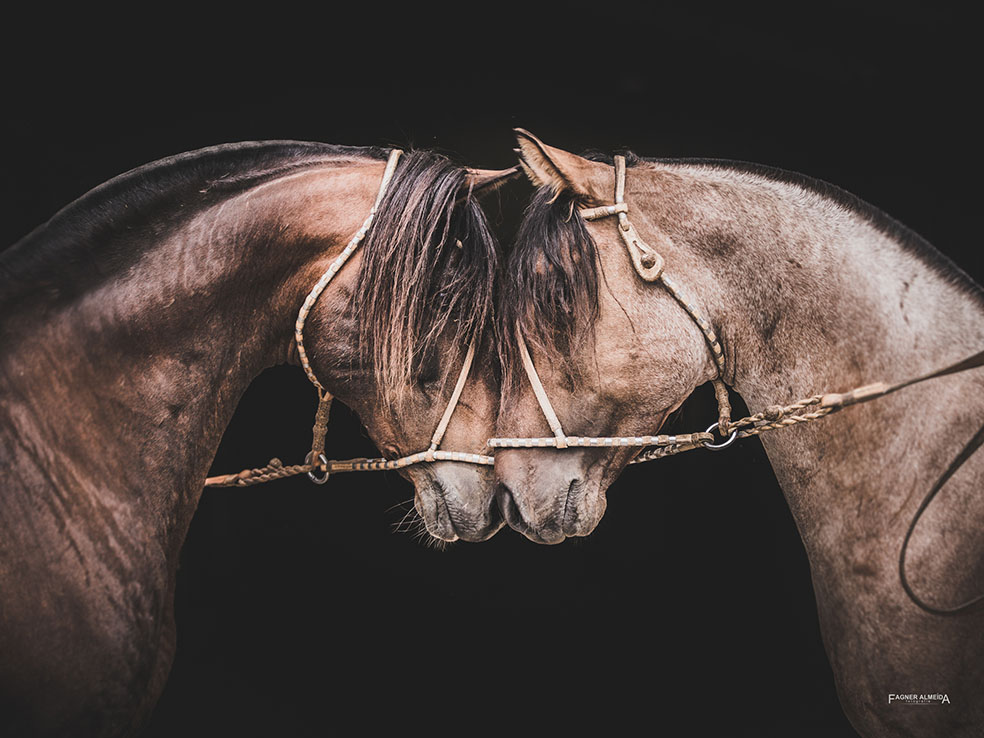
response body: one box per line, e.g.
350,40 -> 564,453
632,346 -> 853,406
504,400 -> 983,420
0,140 -> 386,314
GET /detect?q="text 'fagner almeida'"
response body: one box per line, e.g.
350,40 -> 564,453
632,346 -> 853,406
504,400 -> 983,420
888,693 -> 950,705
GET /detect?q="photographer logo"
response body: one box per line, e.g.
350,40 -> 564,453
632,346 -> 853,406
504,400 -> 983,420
888,693 -> 950,706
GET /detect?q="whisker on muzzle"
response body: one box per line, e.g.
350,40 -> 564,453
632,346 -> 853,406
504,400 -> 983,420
390,498 -> 420,534
389,496 -> 453,549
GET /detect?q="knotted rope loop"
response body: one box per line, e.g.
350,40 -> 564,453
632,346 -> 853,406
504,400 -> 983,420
701,421 -> 739,451
763,405 -> 785,421
712,379 -> 733,434
306,452 -> 329,484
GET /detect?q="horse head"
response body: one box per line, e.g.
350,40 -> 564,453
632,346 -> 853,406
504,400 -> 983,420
494,130 -> 722,543
300,151 -> 517,543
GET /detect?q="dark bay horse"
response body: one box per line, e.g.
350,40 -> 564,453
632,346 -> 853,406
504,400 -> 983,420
494,131 -> 984,737
0,141 -> 513,736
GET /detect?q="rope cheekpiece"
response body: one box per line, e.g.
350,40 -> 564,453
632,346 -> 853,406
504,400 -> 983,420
293,150 -> 404,394
204,149 -> 493,488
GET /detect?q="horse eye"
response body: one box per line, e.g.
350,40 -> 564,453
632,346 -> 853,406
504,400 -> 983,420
416,348 -> 441,387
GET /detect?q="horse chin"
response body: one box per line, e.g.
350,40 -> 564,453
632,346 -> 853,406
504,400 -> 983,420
496,477 -> 608,545
409,465 -> 504,544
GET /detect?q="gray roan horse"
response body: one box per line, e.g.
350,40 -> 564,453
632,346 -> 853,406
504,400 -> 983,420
0,141 -> 514,736
493,131 -> 983,737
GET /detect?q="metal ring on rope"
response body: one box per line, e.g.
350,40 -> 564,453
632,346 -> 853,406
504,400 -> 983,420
305,452 -> 330,484
701,422 -> 738,451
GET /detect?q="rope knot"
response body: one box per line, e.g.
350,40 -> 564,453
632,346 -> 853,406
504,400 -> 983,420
763,405 -> 785,421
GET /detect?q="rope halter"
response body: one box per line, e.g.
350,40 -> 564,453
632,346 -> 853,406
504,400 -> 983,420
488,155 -> 736,458
203,142 -> 984,615
204,143 -> 984,530
205,149 -> 493,488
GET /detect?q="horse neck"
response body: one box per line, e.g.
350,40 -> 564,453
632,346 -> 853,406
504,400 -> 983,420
670,165 -> 984,538
0,164 -> 375,557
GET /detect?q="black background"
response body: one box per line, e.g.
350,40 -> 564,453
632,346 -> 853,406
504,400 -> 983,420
3,5 -> 978,737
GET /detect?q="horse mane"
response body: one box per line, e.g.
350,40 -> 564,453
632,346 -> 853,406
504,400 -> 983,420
0,140 -> 387,311
354,150 -> 499,409
498,186 -> 600,391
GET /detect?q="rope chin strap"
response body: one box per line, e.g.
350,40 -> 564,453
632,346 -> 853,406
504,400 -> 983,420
204,149 -> 493,489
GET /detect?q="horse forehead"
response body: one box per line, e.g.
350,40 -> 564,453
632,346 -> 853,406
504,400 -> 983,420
454,368 -> 499,419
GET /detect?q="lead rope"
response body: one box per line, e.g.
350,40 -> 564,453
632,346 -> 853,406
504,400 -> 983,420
204,149 -> 493,488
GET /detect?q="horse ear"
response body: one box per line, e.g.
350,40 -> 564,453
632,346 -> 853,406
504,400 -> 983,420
513,128 -> 609,203
464,166 -> 521,200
